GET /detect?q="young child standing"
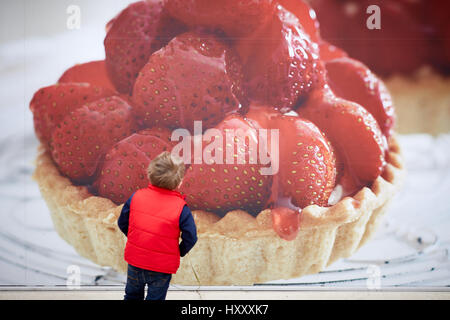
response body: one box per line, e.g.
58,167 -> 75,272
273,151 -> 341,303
117,151 -> 197,300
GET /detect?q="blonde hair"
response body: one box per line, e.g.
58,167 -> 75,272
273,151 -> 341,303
147,151 -> 185,190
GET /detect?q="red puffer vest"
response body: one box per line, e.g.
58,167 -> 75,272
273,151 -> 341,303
124,184 -> 186,274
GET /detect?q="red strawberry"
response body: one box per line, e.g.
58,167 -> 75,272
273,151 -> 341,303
444,27 -> 450,69
104,0 -> 186,95
178,115 -> 273,216
50,96 -> 136,184
278,0 -> 320,42
236,5 -> 319,112
132,32 -> 247,133
312,0 -> 429,76
58,60 -> 116,92
426,0 -> 450,70
29,83 -> 114,146
325,57 -> 395,138
271,114 -> 336,208
319,41 -> 347,62
297,87 -> 387,188
94,128 -> 175,204
245,103 -> 283,131
337,161 -> 361,197
245,105 -> 336,208
166,0 -> 275,37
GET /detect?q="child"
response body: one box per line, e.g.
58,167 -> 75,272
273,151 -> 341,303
117,151 -> 197,300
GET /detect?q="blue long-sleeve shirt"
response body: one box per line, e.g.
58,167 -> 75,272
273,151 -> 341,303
117,193 -> 197,257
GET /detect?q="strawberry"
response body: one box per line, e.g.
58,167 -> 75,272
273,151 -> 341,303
236,5 -> 319,112
311,0 -> 429,76
58,60 -> 116,92
277,0 -> 320,42
245,103 -> 283,131
325,57 -> 395,138
94,128 -> 175,204
29,83 -> 114,146
444,27 -> 450,70
178,115 -> 273,216
337,161 -> 361,197
426,0 -> 450,70
50,96 -> 137,184
104,0 -> 186,95
245,106 -> 337,208
297,87 -> 387,188
166,0 -> 275,37
132,32 -> 247,133
271,114 -> 336,208
319,41 -> 347,62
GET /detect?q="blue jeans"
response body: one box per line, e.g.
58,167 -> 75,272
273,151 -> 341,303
124,264 -> 172,300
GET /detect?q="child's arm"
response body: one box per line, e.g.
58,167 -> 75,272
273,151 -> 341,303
117,193 -> 134,236
179,205 -> 198,257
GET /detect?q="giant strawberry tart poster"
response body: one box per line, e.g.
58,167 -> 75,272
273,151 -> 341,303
0,0 -> 449,298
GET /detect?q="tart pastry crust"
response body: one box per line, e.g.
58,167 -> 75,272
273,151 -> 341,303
386,67 -> 450,136
33,137 -> 404,285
